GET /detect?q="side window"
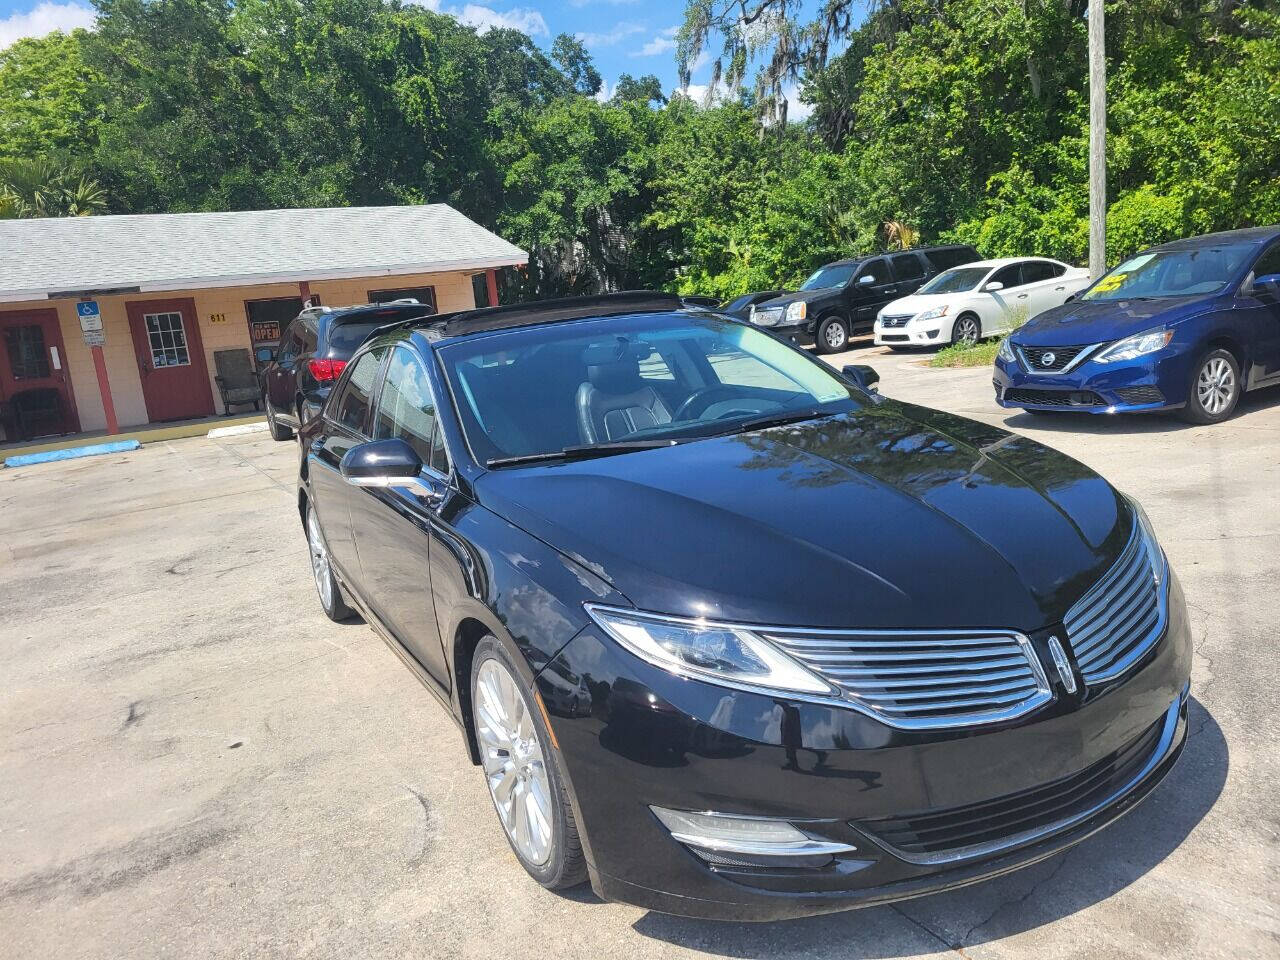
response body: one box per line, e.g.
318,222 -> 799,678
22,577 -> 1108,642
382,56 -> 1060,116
300,322 -> 318,353
332,347 -> 385,434
889,253 -> 925,283
1251,244 -> 1280,283
374,346 -> 437,465
429,423 -> 449,475
277,324 -> 301,362
989,264 -> 1025,289
856,258 -> 890,287
638,346 -> 675,381
1020,261 -> 1056,284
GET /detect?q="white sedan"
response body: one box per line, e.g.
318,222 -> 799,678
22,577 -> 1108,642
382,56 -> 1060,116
873,257 -> 1091,349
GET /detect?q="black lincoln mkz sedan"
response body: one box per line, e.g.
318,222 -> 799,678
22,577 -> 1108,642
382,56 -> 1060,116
297,292 -> 1190,921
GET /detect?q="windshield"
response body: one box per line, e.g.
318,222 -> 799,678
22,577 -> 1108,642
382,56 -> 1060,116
1082,244 -> 1255,301
439,314 -> 859,465
800,264 -> 855,291
918,266 -> 990,295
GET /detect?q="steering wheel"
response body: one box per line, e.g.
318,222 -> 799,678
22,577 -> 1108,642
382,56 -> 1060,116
674,386 -> 744,421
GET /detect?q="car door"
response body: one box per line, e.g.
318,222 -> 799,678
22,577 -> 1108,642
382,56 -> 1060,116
347,344 -> 452,687
1017,260 -> 1064,319
269,322 -> 303,419
1242,242 -> 1280,383
849,257 -> 896,327
984,263 -> 1028,331
888,252 -> 929,298
307,345 -> 388,583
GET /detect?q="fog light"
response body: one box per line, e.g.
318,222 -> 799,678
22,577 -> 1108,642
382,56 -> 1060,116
650,805 -> 856,867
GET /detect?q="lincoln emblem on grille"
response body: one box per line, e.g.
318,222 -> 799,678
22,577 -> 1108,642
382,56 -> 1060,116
1041,351 -> 1057,367
1047,636 -> 1077,693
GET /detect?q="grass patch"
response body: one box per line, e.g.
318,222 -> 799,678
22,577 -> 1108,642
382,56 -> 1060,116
929,337 -> 1004,368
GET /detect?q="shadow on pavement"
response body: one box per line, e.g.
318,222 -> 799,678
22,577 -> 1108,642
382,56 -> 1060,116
630,697 -> 1227,958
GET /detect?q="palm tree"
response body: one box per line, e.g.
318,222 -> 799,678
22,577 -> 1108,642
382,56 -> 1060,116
0,158 -> 108,218
884,220 -> 919,250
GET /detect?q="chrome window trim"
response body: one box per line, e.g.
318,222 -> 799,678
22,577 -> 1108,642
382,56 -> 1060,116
1015,342 -> 1103,376
863,694 -> 1182,866
584,603 -> 1055,731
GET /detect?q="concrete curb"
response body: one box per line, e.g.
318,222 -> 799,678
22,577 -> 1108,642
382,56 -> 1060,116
4,439 -> 142,468
207,422 -> 270,439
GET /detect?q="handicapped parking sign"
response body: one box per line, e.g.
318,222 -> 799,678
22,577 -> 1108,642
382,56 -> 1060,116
76,300 -> 103,331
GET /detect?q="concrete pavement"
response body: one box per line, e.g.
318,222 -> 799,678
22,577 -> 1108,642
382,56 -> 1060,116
1,340 -> 1276,959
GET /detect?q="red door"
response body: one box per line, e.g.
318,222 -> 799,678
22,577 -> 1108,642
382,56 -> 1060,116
126,298 -> 215,422
0,307 -> 81,439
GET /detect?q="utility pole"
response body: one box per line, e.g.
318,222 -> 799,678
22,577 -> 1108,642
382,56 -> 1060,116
1088,0 -> 1106,278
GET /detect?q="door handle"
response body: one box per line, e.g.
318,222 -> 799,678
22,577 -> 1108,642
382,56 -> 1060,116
1055,285 -> 1065,291
1018,293 -> 1029,299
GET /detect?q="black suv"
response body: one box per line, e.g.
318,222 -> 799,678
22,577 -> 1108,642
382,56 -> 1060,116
260,301 -> 435,440
753,245 -> 981,353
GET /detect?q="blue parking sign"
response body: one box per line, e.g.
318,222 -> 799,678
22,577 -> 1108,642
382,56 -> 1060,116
76,301 -> 100,320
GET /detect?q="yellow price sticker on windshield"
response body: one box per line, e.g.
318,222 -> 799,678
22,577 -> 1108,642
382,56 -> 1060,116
1093,273 -> 1127,292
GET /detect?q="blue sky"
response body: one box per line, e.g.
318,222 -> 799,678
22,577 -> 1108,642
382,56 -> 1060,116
0,0 -> 755,106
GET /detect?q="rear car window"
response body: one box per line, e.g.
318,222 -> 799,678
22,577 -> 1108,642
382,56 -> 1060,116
331,348 -> 385,433
926,247 -> 981,271
327,321 -> 385,354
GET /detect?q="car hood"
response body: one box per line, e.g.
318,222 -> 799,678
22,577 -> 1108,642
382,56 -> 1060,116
759,288 -> 841,311
1013,295 -> 1218,346
475,403 -> 1131,632
879,293 -> 955,317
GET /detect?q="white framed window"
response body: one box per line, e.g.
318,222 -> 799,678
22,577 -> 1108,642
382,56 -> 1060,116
145,312 -> 191,368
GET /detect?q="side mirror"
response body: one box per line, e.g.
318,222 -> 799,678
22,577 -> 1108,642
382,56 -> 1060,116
983,281 -> 1004,292
340,438 -> 439,499
256,347 -> 276,363
857,275 -> 875,286
1064,293 -> 1078,303
1253,273 -> 1280,297
843,363 -> 880,394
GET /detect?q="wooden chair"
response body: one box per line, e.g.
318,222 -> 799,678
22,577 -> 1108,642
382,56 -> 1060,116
213,349 -> 262,413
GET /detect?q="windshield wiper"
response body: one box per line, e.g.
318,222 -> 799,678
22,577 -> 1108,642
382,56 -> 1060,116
486,438 -> 683,469
712,409 -> 840,437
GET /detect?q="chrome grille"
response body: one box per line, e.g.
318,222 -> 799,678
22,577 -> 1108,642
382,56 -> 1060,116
762,630 -> 1052,730
1064,524 -> 1166,685
879,314 -> 913,328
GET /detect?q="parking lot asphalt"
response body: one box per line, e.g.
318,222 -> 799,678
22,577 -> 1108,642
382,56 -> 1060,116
2,340 -> 1278,960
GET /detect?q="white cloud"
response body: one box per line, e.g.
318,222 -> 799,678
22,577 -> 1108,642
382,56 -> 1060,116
633,25 -> 676,57
575,21 -> 644,48
0,1 -> 94,49
413,0 -> 548,37
782,83 -> 813,122
594,79 -> 616,103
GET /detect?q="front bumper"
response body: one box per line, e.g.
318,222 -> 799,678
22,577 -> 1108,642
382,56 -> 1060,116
993,348 -> 1189,413
535,576 -> 1193,921
873,320 -> 944,347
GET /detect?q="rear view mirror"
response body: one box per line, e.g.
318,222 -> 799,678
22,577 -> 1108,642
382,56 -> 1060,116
984,281 -> 1004,292
340,439 -> 439,499
256,347 -> 276,363
842,364 -> 880,394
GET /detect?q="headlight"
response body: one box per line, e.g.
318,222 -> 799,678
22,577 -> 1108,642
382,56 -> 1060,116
997,338 -> 1016,364
1126,495 -> 1169,587
785,301 -> 807,323
1095,327 -> 1173,363
585,605 -> 833,696
914,305 -> 948,323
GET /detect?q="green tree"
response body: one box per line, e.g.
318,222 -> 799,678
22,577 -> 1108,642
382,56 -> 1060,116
0,31 -> 103,162
0,157 -> 107,217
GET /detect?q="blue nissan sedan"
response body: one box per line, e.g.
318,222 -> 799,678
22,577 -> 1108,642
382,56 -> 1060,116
994,225 -> 1280,424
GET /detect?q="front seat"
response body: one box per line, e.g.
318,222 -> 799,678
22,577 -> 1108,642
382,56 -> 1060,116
576,341 -> 673,444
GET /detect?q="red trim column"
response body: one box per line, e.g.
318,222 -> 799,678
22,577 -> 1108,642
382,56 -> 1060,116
298,280 -> 312,305
485,269 -> 500,308
91,346 -> 119,435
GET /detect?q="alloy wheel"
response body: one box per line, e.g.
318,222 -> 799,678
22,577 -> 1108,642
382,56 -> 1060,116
306,507 -> 334,611
955,316 -> 980,345
474,658 -> 554,866
1196,357 -> 1235,415
822,320 -> 847,352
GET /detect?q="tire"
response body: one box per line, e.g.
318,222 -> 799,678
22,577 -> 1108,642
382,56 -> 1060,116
1179,348 -> 1241,425
267,401 -> 294,441
471,635 -> 587,890
951,313 -> 981,347
305,501 -> 354,622
815,316 -> 849,354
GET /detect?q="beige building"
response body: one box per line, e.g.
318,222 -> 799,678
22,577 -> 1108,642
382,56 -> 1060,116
0,205 -> 527,440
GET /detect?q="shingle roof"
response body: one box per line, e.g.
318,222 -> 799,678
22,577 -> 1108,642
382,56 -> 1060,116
0,204 -> 528,302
